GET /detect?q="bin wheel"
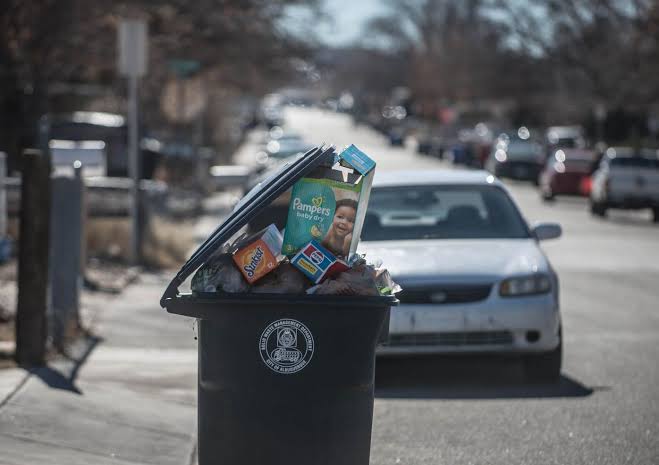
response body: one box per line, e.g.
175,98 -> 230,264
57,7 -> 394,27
523,336 -> 562,384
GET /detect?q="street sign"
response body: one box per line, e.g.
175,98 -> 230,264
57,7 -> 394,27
118,20 -> 148,78
168,59 -> 200,78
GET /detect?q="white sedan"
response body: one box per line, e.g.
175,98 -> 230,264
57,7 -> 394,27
359,170 -> 563,382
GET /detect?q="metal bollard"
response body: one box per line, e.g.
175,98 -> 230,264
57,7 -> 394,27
49,162 -> 84,350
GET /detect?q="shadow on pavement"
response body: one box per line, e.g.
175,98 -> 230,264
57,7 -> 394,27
28,334 -> 102,395
375,355 -> 599,400
603,212 -> 657,228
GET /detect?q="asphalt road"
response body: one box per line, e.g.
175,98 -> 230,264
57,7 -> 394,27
284,107 -> 659,465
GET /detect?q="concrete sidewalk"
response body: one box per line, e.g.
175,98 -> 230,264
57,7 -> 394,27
0,273 -> 199,465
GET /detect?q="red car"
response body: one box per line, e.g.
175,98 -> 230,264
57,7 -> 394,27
539,149 -> 599,200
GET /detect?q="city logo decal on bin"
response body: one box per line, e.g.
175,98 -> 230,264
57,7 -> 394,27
259,319 -> 314,374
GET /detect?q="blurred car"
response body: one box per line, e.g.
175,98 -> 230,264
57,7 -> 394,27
360,170 -> 563,382
485,135 -> 545,183
415,123 -> 443,156
539,148 -> 599,200
446,129 -> 481,166
49,139 -> 107,177
446,141 -> 475,166
261,126 -> 304,145
589,147 -> 659,221
545,125 -> 586,160
263,138 -> 313,160
388,126 -> 405,146
233,135 -> 312,179
416,128 -> 437,154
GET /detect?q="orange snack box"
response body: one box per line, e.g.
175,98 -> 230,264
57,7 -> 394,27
232,224 -> 283,284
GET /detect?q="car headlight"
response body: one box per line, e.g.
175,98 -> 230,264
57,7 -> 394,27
499,274 -> 551,297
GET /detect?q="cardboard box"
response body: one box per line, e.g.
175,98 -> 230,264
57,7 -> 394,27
232,224 -> 283,283
290,240 -> 350,284
282,145 -> 375,260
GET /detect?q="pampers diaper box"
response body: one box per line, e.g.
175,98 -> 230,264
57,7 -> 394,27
282,145 -> 376,260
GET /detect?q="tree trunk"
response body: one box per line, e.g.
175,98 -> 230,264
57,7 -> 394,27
15,148 -> 51,367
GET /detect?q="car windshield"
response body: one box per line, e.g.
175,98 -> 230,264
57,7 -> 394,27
507,141 -> 542,157
555,137 -> 579,148
565,159 -> 595,170
362,185 -> 530,241
548,157 -> 594,170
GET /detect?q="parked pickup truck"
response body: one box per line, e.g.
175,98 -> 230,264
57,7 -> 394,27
590,147 -> 659,222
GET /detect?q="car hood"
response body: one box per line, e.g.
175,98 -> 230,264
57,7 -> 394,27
358,239 -> 549,284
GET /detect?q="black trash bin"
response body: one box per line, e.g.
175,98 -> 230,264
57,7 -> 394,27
161,147 -> 397,465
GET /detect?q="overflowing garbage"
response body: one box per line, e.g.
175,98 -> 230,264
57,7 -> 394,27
191,144 -> 400,297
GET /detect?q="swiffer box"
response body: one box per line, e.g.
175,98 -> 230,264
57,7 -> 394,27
282,145 -> 375,260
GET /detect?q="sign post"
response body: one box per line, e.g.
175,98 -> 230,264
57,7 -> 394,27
0,152 -> 6,238
0,152 -> 9,263
118,19 -> 147,264
594,103 -> 607,144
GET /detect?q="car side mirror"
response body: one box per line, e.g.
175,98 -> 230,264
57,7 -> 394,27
531,222 -> 562,241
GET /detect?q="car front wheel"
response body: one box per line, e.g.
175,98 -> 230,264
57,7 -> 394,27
590,201 -> 607,217
652,207 -> 659,223
541,188 -> 555,202
523,337 -> 562,383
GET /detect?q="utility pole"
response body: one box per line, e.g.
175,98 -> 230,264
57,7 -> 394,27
594,103 -> 606,145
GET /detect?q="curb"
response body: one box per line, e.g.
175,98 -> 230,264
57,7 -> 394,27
0,368 -> 31,410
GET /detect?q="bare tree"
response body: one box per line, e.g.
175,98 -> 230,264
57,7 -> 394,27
364,0 -> 522,106
0,0 -> 320,169
490,0 -> 659,109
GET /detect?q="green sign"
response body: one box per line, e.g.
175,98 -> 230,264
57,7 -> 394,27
168,59 -> 200,77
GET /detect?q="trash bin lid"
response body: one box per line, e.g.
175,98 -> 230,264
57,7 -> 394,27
161,146 -> 336,307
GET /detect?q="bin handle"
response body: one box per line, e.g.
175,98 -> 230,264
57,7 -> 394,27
160,276 -> 182,307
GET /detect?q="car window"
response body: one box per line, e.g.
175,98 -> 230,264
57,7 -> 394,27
556,138 -> 578,148
362,185 -> 530,241
609,157 -> 659,169
548,157 -> 593,170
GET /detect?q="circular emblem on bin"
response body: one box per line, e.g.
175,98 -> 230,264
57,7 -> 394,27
259,319 -> 314,374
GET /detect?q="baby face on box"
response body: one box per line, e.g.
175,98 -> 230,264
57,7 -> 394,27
321,198 -> 357,257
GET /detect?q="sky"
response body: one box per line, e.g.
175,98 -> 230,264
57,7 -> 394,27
319,0 -> 382,45
284,0 -> 384,47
